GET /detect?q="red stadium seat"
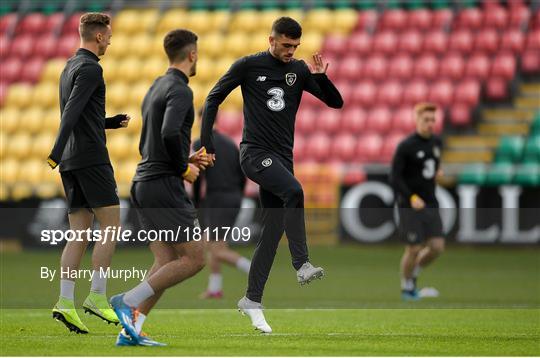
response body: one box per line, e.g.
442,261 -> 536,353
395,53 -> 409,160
454,79 -> 481,107
380,9 -> 407,31
293,135 -> 306,160
500,29 -> 525,54
216,111 -> 242,136
306,133 -> 331,162
402,80 -> 428,105
377,80 -> 403,107
363,55 -> 387,80
334,80 -> 353,105
392,106 -> 415,133
521,50 -> 540,75
356,134 -> 383,162
0,35 -> 9,58
316,108 -> 341,134
509,6 -> 530,28
399,30 -> 423,55
456,8 -> 483,30
323,34 -> 348,56
450,103 -> 472,126
57,34 -> 79,58
296,107 -> 317,135
0,14 -> 17,34
486,77 -> 508,101
474,29 -> 500,54
343,168 -> 367,185
43,13 -> 65,33
338,56 -> 362,80
533,9 -> 540,29
19,57 -> 44,83
356,10 -> 378,31
388,54 -> 413,80
439,53 -> 465,81
373,31 -> 397,55
465,53 -> 490,80
16,13 -> 46,35
449,30 -> 474,54
423,30 -> 448,55
331,134 -> 357,162
432,9 -> 453,29
62,13 -> 83,35
10,34 -> 34,58
414,54 -> 438,80
366,107 -> 392,134
408,9 -> 432,31
491,52 -> 516,80
381,132 -> 407,162
347,32 -> 372,55
429,80 -> 454,108
526,29 -> 540,51
0,57 -> 21,83
33,33 -> 57,59
341,106 -> 367,133
301,92 -> 322,109
483,6 -> 508,30
352,81 -> 377,106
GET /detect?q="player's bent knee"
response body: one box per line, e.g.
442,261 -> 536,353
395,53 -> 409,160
428,238 -> 445,256
286,185 -> 304,206
406,244 -> 423,256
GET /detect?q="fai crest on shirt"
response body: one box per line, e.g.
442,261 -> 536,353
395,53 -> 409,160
285,73 -> 297,86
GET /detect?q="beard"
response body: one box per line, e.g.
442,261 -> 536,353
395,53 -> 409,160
190,62 -> 197,77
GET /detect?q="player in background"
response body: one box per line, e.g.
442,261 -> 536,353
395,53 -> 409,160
200,17 -> 343,333
390,103 -> 445,301
48,13 -> 130,334
110,29 -> 209,347
193,125 -> 251,299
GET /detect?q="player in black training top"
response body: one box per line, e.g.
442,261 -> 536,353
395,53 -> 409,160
390,103 -> 445,301
110,30 -> 209,347
200,17 -> 343,333
193,126 -> 251,300
48,13 -> 129,334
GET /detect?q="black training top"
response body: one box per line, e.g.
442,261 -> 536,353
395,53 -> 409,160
133,68 -> 194,182
193,130 -> 246,199
49,48 -> 123,171
200,51 -> 343,160
390,133 -> 443,208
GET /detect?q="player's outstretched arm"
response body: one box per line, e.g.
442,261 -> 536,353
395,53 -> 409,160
201,58 -> 246,156
303,53 -> 343,109
47,63 -> 102,169
105,114 -> 130,129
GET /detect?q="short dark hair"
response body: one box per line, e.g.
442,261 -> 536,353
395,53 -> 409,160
79,13 -> 110,41
163,29 -> 198,63
271,17 -> 302,39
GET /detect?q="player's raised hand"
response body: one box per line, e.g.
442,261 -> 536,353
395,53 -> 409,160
182,163 -> 200,183
308,52 -> 329,74
190,147 -> 210,169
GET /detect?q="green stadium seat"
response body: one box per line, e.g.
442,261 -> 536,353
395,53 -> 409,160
523,136 -> 540,164
260,0 -> 280,10
486,163 -> 514,186
431,0 -> 450,9
495,136 -> 525,163
385,0 -> 402,9
406,0 -> 425,9
283,0 -> 303,10
238,0 -> 257,10
0,0 -> 18,15
458,164 -> 487,185
333,0 -> 354,9
357,0 -> 376,9
532,112 -> 540,136
514,163 -> 540,187
455,0 -> 477,8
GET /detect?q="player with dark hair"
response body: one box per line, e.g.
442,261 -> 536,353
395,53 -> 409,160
110,29 -> 209,346
390,103 -> 445,301
193,127 -> 251,299
48,12 -> 130,334
200,17 -> 343,333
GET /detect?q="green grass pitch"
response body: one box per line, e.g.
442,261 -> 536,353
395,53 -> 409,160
1,245 -> 539,355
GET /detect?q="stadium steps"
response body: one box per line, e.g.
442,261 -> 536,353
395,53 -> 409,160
442,149 -> 493,164
478,122 -> 530,136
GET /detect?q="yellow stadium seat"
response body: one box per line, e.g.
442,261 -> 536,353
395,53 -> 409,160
221,87 -> 243,111
129,134 -> 141,158
32,133 -> 55,158
100,57 -> 118,83
41,161 -> 61,184
117,159 -> 138,186
19,107 -> 45,134
107,82 -> 130,108
333,9 -> 358,35
117,57 -> 143,83
195,57 -> 214,83
212,10 -> 230,32
114,9 -> 158,35
32,82 -> 58,109
8,133 -> 32,159
294,32 -> 323,59
142,56 -> 167,81
213,57 -> 236,79
225,32 -> 252,57
130,81 -> 151,107
189,82 -> 204,110
0,132 -> 6,159
198,32 -> 224,59
11,183 -> 33,201
1,107 -> 20,134
106,34 -> 130,59
36,182 -> 60,199
107,132 -> 131,161
131,33 -> 154,58
116,106 -> 141,135
249,32 -> 270,54
230,10 -> 260,33
18,159 -> 43,185
187,11 -> 213,35
41,58 -> 65,82
5,83 -> 33,109
152,32 -> 167,54
1,159 -> 19,184
303,9 -> 334,34
43,108 -> 60,133
0,182 -> 7,201
156,9 -> 188,34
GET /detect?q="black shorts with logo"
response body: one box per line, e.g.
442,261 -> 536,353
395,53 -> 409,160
60,164 -> 119,213
131,175 -> 198,244
398,207 -> 444,244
